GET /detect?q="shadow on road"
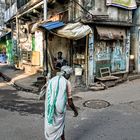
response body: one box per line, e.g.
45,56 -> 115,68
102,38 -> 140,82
0,88 -> 81,117
0,89 -> 44,116
0,100 -> 44,116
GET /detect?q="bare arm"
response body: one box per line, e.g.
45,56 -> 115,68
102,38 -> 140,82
67,81 -> 78,117
68,98 -> 78,117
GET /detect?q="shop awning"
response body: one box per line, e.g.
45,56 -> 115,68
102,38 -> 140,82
96,27 -> 126,40
55,22 -> 92,40
41,21 -> 65,30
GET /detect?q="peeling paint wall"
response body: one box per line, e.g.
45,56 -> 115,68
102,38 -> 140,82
131,6 -> 140,72
82,0 -> 132,22
111,41 -> 127,72
35,30 -> 44,66
94,28 -> 129,77
47,2 -> 68,21
125,30 -> 131,72
88,31 -> 94,83
68,0 -> 83,21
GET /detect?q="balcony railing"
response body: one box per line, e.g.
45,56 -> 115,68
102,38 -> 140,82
17,0 -> 42,14
4,2 -> 17,22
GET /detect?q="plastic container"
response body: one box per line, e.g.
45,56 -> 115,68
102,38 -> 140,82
75,67 -> 83,76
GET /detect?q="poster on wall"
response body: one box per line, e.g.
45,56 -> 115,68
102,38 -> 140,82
106,0 -> 137,10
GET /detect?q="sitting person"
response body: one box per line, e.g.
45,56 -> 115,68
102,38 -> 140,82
54,51 -> 68,69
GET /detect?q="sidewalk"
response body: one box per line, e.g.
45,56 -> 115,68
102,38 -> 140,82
0,64 -> 43,93
1,64 -> 140,94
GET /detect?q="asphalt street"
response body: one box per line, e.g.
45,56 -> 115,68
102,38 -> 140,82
1,77 -> 140,140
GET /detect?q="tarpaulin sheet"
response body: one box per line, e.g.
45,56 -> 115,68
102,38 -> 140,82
56,22 -> 92,40
41,21 -> 65,30
106,0 -> 137,10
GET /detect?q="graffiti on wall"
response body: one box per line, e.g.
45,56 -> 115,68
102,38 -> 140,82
111,41 -> 126,72
94,40 -> 127,73
125,38 -> 130,58
88,32 -> 94,82
95,42 -> 111,61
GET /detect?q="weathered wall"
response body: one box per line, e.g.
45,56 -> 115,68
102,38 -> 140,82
93,28 -> 130,77
35,30 -> 44,67
47,2 -> 68,21
80,0 -> 132,22
88,31 -> 94,84
131,6 -> 140,72
132,6 -> 140,25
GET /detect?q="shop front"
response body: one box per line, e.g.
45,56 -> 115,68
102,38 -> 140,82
94,26 -> 130,78
43,22 -> 94,87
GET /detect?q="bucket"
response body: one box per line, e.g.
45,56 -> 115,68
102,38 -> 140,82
75,67 -> 82,76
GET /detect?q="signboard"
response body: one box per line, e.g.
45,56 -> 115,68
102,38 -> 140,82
106,0 -> 137,9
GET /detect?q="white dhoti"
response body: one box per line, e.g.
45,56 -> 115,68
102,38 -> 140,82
45,76 -> 69,140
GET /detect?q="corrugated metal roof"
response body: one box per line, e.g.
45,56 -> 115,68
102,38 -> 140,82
41,21 -> 65,30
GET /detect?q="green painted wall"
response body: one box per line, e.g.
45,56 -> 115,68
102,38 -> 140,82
32,36 -> 35,51
0,41 -> 6,53
6,39 -> 13,64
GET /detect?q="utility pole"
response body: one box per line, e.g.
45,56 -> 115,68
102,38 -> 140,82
16,0 -> 20,68
43,0 -> 48,76
44,0 -> 47,21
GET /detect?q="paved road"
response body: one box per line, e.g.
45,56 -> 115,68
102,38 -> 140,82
1,78 -> 140,140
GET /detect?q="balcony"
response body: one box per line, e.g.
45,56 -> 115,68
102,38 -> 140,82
4,2 -> 17,22
17,0 -> 42,13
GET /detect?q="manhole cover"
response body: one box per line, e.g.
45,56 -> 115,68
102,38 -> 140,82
83,99 -> 110,109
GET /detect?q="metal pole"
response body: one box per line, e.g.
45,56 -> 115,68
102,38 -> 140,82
44,0 -> 47,21
43,0 -> 48,76
85,35 -> 89,86
16,16 -> 20,67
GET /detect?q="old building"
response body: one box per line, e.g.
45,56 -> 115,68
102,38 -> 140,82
50,0 -> 136,86
80,0 -> 136,80
4,0 -> 44,71
3,0 -> 138,87
131,0 -> 140,73
0,0 -> 7,64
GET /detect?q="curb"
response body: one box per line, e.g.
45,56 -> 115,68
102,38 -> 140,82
1,70 -> 140,93
0,71 -> 39,93
0,72 -> 11,82
13,82 -> 39,93
128,75 -> 140,81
